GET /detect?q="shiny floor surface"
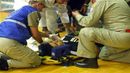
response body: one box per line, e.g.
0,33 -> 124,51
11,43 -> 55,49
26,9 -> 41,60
1,59 -> 130,73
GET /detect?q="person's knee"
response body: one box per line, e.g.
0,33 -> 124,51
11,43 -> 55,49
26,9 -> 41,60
24,55 -> 41,67
31,56 -> 41,67
79,28 -> 94,39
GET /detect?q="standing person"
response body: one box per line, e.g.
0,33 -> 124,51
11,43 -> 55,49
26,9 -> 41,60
55,0 -> 73,34
39,0 -> 72,34
0,0 -> 45,70
39,0 -> 57,34
72,0 -> 130,68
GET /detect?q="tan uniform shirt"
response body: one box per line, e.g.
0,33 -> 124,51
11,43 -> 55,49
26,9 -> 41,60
75,0 -> 130,32
28,11 -> 41,27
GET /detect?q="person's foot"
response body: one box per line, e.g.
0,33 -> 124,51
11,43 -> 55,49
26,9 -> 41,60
74,58 -> 99,68
0,57 -> 9,70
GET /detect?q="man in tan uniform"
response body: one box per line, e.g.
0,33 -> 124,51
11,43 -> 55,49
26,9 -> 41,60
72,0 -> 130,68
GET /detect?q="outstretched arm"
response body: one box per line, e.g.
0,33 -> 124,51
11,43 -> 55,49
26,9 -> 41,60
28,11 -> 43,44
30,26 -> 43,44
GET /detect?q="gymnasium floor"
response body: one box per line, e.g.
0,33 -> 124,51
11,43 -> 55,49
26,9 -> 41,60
0,59 -> 130,73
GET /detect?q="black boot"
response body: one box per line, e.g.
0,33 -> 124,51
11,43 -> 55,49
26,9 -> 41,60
74,58 -> 98,68
0,57 -> 8,70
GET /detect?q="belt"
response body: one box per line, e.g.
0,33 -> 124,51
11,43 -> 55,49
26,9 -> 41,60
126,29 -> 130,33
4,19 -> 27,28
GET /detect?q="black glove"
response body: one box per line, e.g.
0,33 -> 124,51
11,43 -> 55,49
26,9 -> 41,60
38,43 -> 53,56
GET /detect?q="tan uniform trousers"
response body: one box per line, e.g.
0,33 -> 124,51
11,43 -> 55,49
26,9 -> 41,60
77,27 -> 130,63
0,37 -> 41,68
99,46 -> 130,63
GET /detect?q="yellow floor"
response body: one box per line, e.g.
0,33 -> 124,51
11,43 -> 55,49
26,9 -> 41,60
0,11 -> 10,22
0,59 -> 130,73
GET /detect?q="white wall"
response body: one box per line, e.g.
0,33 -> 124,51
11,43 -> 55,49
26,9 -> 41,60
13,0 -> 28,10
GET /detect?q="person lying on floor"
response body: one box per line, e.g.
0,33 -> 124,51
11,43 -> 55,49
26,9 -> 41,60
38,32 -> 102,66
38,33 -> 78,58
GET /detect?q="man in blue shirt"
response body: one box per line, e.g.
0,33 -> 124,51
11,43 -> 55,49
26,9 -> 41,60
0,0 -> 46,70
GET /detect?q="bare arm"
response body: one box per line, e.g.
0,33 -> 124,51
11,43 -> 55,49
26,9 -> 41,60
30,26 -> 43,44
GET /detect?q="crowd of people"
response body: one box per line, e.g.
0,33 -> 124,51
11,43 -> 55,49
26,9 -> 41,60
0,0 -> 130,70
